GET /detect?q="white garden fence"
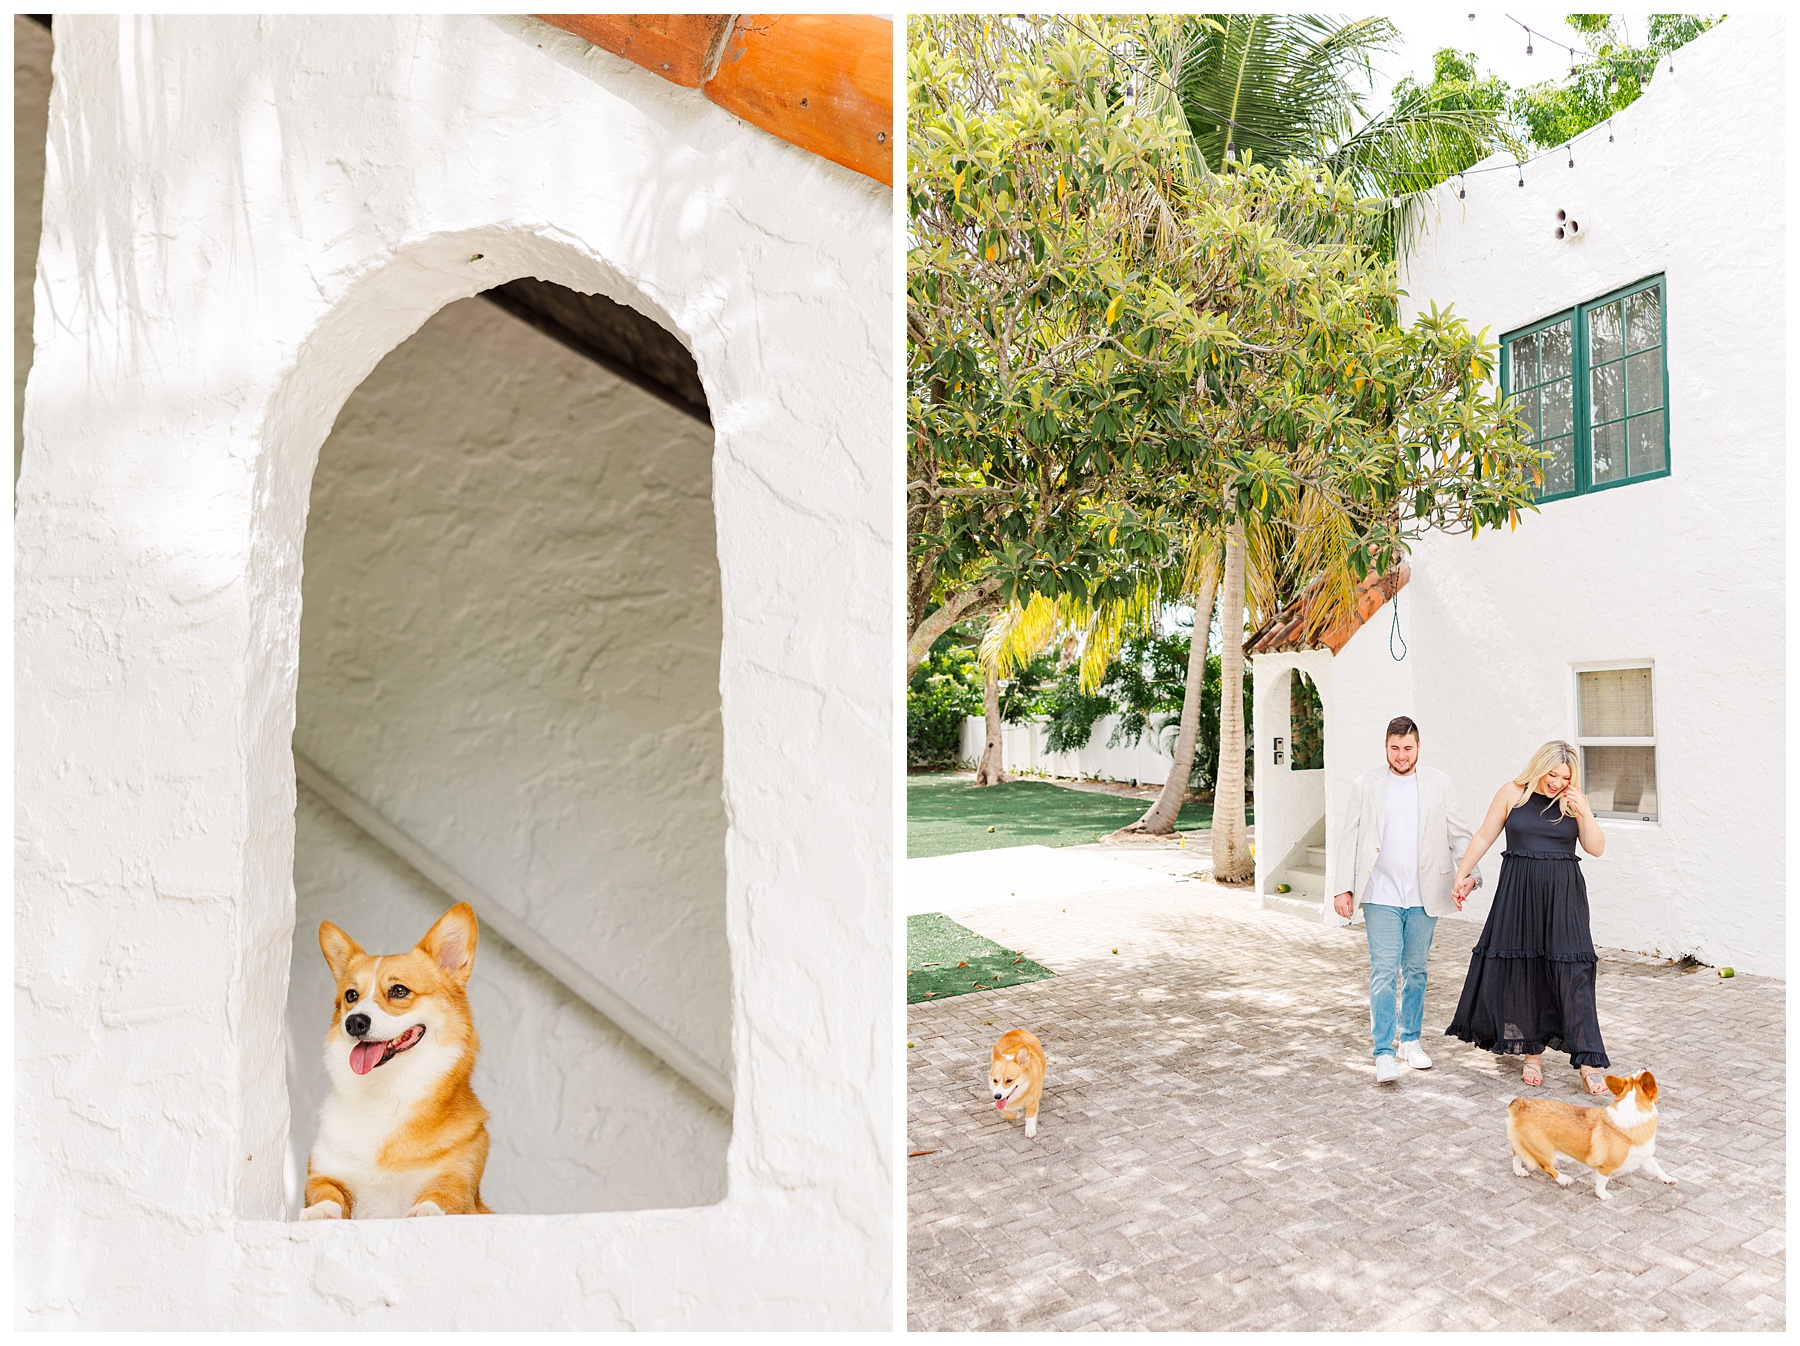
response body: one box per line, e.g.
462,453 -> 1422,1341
961,715 -> 1178,786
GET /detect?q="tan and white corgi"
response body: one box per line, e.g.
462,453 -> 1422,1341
301,903 -> 492,1220
989,1029 -> 1047,1139
1506,1069 -> 1677,1201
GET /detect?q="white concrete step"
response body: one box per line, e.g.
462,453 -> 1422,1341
1306,844 -> 1327,867
1280,863 -> 1326,899
1263,891 -> 1327,923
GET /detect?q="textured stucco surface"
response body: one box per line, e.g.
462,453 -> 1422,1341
1263,18 -> 1783,975
285,295 -> 729,1218
16,14 -> 890,1328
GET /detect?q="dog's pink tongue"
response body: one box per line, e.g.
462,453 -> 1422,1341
995,1099 -> 1005,1111
350,1040 -> 386,1076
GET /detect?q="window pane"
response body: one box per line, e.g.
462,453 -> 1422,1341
1539,321 -> 1572,384
1592,420 -> 1624,483
1624,287 -> 1661,352
1590,360 -> 1623,425
1581,745 -> 1657,820
1509,331 -> 1539,389
1541,377 -> 1572,439
1588,300 -> 1623,364
1579,666 -> 1654,736
1539,435 -> 1575,496
1625,349 -> 1662,415
1629,409 -> 1666,476
1513,388 -> 1541,440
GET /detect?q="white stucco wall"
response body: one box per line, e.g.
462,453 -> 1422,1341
284,294 -> 729,1218
1393,16 -> 1784,973
16,14 -> 890,1329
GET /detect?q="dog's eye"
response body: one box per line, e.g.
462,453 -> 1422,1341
344,989 -> 359,1004
388,984 -> 411,1000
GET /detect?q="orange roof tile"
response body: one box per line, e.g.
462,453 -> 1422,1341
1246,563 -> 1411,656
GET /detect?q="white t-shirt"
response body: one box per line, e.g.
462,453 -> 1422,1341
1363,770 -> 1422,909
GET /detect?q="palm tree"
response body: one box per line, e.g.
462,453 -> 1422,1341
1149,14 -> 1525,255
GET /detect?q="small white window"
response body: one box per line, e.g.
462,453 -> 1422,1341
1575,665 -> 1657,821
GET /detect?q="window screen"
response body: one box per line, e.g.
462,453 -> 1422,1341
1575,666 -> 1657,821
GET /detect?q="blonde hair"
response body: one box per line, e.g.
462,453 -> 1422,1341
1510,740 -> 1581,816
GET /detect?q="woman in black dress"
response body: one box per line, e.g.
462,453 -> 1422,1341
1444,741 -> 1611,1094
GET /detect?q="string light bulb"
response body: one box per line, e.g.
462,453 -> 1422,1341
1457,173 -> 1466,200
1567,143 -> 1575,169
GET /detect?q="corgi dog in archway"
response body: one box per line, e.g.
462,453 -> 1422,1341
302,903 -> 492,1218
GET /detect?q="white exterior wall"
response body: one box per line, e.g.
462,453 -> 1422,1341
1394,17 -> 1783,972
284,296 -> 729,1219
960,713 -> 1179,786
1250,650 -> 1334,895
16,14 -> 890,1329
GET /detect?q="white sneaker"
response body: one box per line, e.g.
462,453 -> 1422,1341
1397,1040 -> 1433,1070
1374,1055 -> 1400,1084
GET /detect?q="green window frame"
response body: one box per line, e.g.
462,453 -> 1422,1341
1501,275 -> 1670,502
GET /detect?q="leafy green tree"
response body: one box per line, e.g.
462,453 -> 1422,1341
907,15 -> 1219,678
1115,156 -> 1546,868
1037,663 -> 1120,756
1103,13 -> 1524,841
909,20 -> 1546,869
997,651 -> 1059,723
1387,47 -> 1515,176
907,642 -> 983,769
1506,14 -> 1722,149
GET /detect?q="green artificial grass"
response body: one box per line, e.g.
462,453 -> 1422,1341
907,773 -> 1251,859
907,912 -> 1054,1004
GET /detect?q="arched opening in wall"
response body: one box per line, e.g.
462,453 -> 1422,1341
281,277 -> 730,1218
1289,671 -> 1325,772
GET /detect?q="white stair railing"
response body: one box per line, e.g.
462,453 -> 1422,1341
293,749 -> 732,1112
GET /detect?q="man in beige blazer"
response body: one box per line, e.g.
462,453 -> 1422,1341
1330,715 -> 1479,1084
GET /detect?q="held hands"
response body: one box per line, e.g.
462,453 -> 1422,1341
1451,874 -> 1476,909
1332,891 -> 1354,920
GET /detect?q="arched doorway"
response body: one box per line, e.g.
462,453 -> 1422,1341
283,278 -> 730,1216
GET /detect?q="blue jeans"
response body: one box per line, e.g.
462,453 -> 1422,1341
1362,903 -> 1437,1059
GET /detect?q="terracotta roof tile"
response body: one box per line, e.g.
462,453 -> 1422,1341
1245,562 -> 1410,656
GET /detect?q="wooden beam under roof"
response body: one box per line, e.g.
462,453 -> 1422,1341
538,13 -> 893,185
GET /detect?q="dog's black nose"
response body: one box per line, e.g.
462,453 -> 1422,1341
344,1013 -> 371,1037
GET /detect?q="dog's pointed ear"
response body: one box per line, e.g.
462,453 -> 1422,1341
1638,1071 -> 1657,1102
318,921 -> 362,981
1604,1074 -> 1628,1097
419,903 -> 479,985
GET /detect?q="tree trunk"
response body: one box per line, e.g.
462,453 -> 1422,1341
906,577 -> 1001,681
1212,519 -> 1253,882
973,663 -> 1007,786
1124,567 -> 1220,835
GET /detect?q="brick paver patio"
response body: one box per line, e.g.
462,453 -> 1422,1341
906,839 -> 1785,1331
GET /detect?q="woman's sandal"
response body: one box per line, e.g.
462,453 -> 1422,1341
1521,1058 -> 1543,1087
1580,1065 -> 1609,1096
